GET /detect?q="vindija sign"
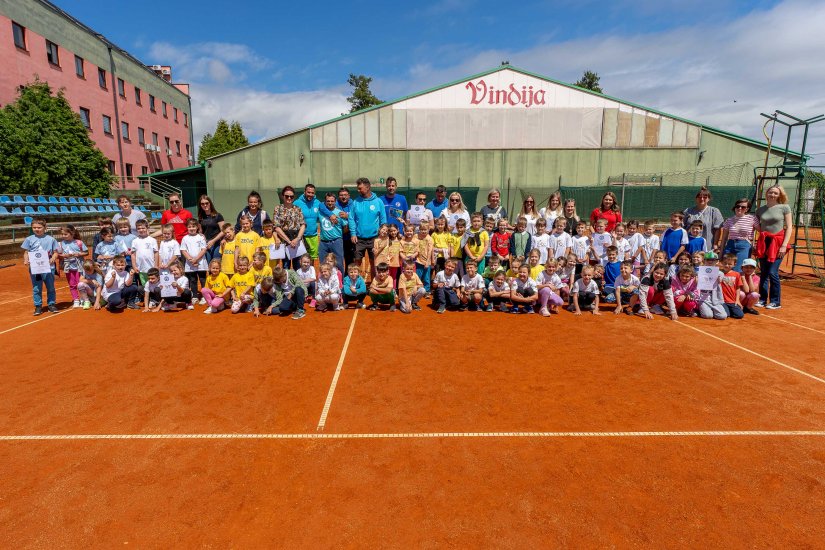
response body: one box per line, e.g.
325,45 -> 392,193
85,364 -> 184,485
465,79 -> 547,108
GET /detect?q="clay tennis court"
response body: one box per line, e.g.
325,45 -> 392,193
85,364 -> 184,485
1,262 -> 823,546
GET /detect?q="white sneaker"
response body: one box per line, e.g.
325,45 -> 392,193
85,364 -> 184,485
191,298 -> 198,306
187,304 -> 195,310
72,300 -> 81,308
198,297 -> 207,305
148,300 -> 158,308
539,307 -> 550,317
650,304 -> 664,315
766,303 -> 781,310
203,307 -> 213,314
754,301 -> 766,308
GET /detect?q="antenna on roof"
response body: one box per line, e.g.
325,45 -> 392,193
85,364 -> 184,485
501,60 -> 510,66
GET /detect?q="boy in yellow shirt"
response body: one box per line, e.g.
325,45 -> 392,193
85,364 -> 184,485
250,251 -> 273,285
415,220 -> 434,295
229,256 -> 256,313
368,261 -> 396,311
257,220 -> 282,270
463,212 -> 490,272
398,260 -> 425,313
233,215 -> 260,269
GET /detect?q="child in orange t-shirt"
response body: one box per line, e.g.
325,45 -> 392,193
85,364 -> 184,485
720,253 -> 744,319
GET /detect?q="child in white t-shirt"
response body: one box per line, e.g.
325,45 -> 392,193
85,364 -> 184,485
158,224 -> 181,275
180,219 -> 208,304
536,258 -> 564,316
589,219 -> 613,264
131,219 -> 159,286
571,221 -> 590,277
486,271 -> 511,312
640,221 -> 661,274
613,223 -> 631,261
161,261 -> 193,311
315,263 -> 341,312
613,260 -> 640,315
530,218 -> 551,265
459,259 -> 486,311
548,218 -> 572,261
571,265 -> 600,315
432,258 -> 462,314
297,254 -> 317,307
510,264 -> 538,314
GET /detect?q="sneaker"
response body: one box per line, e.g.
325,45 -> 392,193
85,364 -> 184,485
499,304 -> 509,312
754,301 -> 766,308
540,307 -> 551,317
485,304 -> 493,312
115,301 -> 127,310
526,307 -> 535,314
83,300 -> 91,310
743,307 -> 760,315
198,297 -> 207,305
33,306 -> 42,316
191,298 -> 198,306
401,306 -> 410,314
162,303 -> 174,311
127,301 -> 141,310
187,304 -> 195,310
650,304 -> 664,315
72,300 -> 81,308
367,304 -> 378,311
148,300 -> 159,308
357,302 -> 366,309
203,307 -> 213,314
388,305 -> 396,312
766,303 -> 781,310
424,292 -> 432,299
48,304 -> 59,313
510,306 -> 521,314
412,304 -> 421,311
437,305 -> 446,314
292,309 -> 306,320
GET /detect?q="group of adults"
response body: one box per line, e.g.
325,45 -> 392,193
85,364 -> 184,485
109,179 -> 794,308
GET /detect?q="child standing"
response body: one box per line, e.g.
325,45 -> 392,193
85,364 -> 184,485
459,259 -> 486,311
386,224 -> 402,281
602,246 -> 621,302
131,219 -> 159,286
660,212 -> 689,261
92,217 -> 114,263
691,250 -> 705,272
510,264 -> 539,314
234,215 -> 261,269
463,213 -> 490,272
114,219 -> 136,269
94,228 -> 121,271
720,253 -> 745,319
415,221 -> 434,294
490,218 -> 511,268
626,220 -> 645,274
181,218 -> 208,304
77,260 -> 104,310
671,266 -> 698,317
640,221 -> 661,274
250,252 -> 274,286
158,224 -> 181,275
399,224 -> 418,271
368,261 -> 396,311
740,258 -> 761,314
613,223 -> 631,261
315,263 -> 342,312
202,259 -> 231,314
526,249 -> 543,280
537,258 -> 564,316
432,258 -> 461,314
102,255 -> 139,311
398,260 -> 425,313
258,220 -> 282,271
431,217 -> 452,274
229,257 -> 256,313
508,217 -> 532,263
589,219 -> 612,264
342,263 -> 367,309
531,218 -> 551,265
373,223 -> 393,273
219,223 -> 237,276
487,271 -> 511,312
451,218 -> 467,280
613,260 -> 640,315
571,265 -> 600,315
22,217 -> 59,315
571,221 -> 590,278
549,218 -> 572,263
639,262 -> 678,320
57,224 -> 87,307
686,220 -> 707,253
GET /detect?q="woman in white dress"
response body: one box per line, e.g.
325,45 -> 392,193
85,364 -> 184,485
439,192 -> 471,233
539,191 -> 563,228
518,195 -> 540,235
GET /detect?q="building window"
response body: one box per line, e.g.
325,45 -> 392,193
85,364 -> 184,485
121,121 -> 130,140
141,166 -> 148,175
135,87 -> 142,105
125,163 -> 133,180
173,108 -> 178,122
117,78 -> 125,97
162,102 -> 168,118
185,143 -> 190,158
79,108 -> 90,129
175,140 -> 181,155
45,40 -> 59,66
75,55 -> 84,78
98,68 -> 107,89
12,22 -> 26,50
102,115 -> 112,135
137,127 -> 145,145
107,160 -> 116,174
184,112 -> 188,127
149,95 -> 156,112
151,132 -> 158,146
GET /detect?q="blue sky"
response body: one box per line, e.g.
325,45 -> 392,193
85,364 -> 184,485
55,0 -> 825,157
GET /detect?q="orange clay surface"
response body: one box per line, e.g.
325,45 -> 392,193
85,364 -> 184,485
0,262 -> 823,547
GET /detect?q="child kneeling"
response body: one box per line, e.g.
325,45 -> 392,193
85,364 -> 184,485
315,263 -> 341,312
398,260 -> 425,313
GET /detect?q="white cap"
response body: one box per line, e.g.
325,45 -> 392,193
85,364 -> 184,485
742,258 -> 757,268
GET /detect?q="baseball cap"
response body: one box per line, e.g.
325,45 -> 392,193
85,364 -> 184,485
742,258 -> 757,268
704,251 -> 719,260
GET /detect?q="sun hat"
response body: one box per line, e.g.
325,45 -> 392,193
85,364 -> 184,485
704,251 -> 719,260
742,258 -> 757,268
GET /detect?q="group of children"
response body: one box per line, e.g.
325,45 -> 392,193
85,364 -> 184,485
21,207 -> 765,321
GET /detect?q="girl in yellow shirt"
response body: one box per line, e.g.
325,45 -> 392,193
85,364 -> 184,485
202,259 -> 231,314
219,224 -> 237,275
229,257 -> 256,313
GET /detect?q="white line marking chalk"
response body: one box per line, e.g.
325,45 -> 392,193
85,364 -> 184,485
679,322 -> 825,385
760,313 -> 825,336
0,285 -> 70,306
1,430 -> 823,442
0,309 -> 72,336
317,309 -> 359,430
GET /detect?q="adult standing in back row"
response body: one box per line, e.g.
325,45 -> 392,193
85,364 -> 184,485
590,191 -> 622,232
683,186 -> 723,250
112,195 -> 147,236
234,191 -> 269,235
754,184 -> 793,310
349,177 -> 387,275
427,185 -> 449,220
381,177 -> 408,232
480,188 -> 508,223
159,192 -> 192,243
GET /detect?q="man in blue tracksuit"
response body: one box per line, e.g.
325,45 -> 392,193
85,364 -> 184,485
348,177 -> 387,276
294,184 -> 321,261
381,176 -> 408,232
318,192 -> 346,274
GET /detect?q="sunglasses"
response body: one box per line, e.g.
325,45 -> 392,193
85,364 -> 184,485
450,199 -> 460,203
735,204 -> 748,209
169,200 -> 180,204
283,194 -> 294,199
524,200 -> 534,204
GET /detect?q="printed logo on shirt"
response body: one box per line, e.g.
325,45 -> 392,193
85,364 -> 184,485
369,205 -> 375,211
238,236 -> 257,245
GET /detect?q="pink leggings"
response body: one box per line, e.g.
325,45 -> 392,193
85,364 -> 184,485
646,287 -> 666,306
739,290 -> 759,308
66,270 -> 80,300
201,288 -> 225,309
675,298 -> 697,315
539,287 -> 564,308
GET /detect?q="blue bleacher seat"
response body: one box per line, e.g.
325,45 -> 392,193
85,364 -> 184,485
105,198 -> 114,204
79,206 -> 89,213
37,196 -> 48,204
0,196 -> 10,204
24,205 -> 35,214
25,196 -> 37,204
37,205 -> 47,213
137,205 -> 148,212
0,206 -> 9,215
94,198 -> 103,204
107,206 -> 116,212
69,206 -> 79,213
48,196 -> 58,204
24,216 -> 33,225
59,196 -> 68,204
13,195 -> 24,204
59,205 -> 69,213
68,197 -> 78,204
12,207 -> 23,214
88,205 -> 98,213
48,206 -> 58,213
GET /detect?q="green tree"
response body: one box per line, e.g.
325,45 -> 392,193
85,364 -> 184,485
0,80 -> 110,197
346,74 -> 382,113
197,118 -> 249,161
575,70 -> 603,93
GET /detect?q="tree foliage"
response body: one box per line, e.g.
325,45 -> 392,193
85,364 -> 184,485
575,70 -> 603,93
0,80 -> 111,197
197,119 -> 250,162
346,74 -> 382,113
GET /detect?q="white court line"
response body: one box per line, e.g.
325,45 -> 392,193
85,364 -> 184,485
760,313 -> 825,336
1,430 -> 823,442
0,285 -> 70,306
0,308 -> 73,336
679,322 -> 825,386
317,309 -> 359,431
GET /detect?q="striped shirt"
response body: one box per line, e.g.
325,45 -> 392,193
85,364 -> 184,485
722,214 -> 759,241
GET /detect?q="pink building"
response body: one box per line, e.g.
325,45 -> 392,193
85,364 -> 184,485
0,0 -> 194,190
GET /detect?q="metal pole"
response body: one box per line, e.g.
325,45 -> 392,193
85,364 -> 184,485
620,173 -> 626,219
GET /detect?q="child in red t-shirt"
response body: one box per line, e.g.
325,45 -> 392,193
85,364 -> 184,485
490,218 -> 511,269
740,258 -> 761,315
720,253 -> 744,319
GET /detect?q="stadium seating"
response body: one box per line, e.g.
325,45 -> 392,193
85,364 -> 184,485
68,197 -> 78,204
37,196 -> 48,204
0,196 -> 10,204
70,206 -> 79,213
13,195 -> 24,204
37,206 -> 48,213
11,207 -> 23,214
48,206 -> 58,213
59,206 -> 69,213
59,197 -> 69,204
0,206 -> 9,216
24,216 -> 33,225
48,196 -> 59,204
25,196 -> 37,204
24,205 -> 35,214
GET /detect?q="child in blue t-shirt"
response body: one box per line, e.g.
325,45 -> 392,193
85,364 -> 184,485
602,246 -> 622,302
661,211 -> 689,261
21,217 -> 59,315
342,263 -> 367,309
686,220 -> 707,254
114,219 -> 137,268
